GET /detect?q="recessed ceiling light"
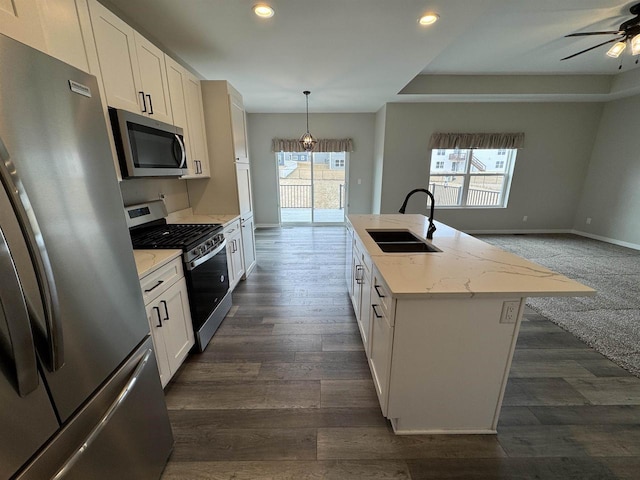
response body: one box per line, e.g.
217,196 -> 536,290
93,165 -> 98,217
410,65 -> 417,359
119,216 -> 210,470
253,4 -> 275,18
418,13 -> 439,26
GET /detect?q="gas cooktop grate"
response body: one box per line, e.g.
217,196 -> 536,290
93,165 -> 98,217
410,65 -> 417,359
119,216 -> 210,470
130,224 -> 221,249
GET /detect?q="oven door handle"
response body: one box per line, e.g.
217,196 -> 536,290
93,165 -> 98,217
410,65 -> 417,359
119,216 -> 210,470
186,240 -> 226,271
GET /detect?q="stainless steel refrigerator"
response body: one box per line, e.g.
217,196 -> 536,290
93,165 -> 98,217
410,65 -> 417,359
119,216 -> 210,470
0,34 -> 173,479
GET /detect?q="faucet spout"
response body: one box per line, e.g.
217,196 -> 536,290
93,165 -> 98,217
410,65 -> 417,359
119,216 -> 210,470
398,188 -> 437,240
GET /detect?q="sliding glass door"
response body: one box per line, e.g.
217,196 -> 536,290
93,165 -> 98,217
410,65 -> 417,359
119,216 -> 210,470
276,151 -> 346,224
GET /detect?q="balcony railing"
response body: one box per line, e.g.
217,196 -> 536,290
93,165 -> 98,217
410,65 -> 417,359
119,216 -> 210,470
279,183 -> 346,209
280,184 -> 312,208
428,183 -> 501,207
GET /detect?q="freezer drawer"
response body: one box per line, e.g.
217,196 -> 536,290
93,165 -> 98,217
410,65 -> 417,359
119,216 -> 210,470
16,337 -> 173,480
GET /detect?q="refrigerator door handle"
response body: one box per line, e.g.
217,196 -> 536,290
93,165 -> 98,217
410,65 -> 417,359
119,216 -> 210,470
0,226 -> 39,396
0,136 -> 63,372
51,349 -> 153,480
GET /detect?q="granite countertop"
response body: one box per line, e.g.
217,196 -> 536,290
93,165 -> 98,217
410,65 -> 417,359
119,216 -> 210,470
133,249 -> 182,278
348,214 -> 596,299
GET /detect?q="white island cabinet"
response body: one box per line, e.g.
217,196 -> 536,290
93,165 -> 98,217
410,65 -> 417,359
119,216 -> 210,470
346,214 -> 595,434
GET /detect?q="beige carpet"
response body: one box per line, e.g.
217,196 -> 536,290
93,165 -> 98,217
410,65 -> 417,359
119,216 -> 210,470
477,233 -> 640,377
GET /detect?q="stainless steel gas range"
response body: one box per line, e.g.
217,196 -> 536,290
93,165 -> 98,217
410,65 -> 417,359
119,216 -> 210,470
125,201 -> 232,351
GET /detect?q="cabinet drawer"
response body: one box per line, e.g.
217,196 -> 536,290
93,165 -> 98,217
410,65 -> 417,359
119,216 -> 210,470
140,256 -> 183,305
372,270 -> 393,323
224,218 -> 241,237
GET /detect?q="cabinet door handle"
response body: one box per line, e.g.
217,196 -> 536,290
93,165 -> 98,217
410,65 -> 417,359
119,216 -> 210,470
195,160 -> 201,174
160,300 -> 169,320
355,265 -> 363,284
144,279 -> 164,293
372,304 -> 383,319
153,306 -> 162,327
146,94 -> 154,114
139,91 -> 147,112
374,285 -> 385,298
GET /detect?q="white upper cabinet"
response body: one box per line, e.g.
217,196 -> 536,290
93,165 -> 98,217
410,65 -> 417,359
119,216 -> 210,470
134,31 -> 172,124
0,0 -> 46,52
165,55 -> 210,178
165,56 -> 188,130
229,91 -> 249,163
183,71 -> 210,177
39,0 -> 95,73
88,0 -> 172,123
89,0 -> 141,113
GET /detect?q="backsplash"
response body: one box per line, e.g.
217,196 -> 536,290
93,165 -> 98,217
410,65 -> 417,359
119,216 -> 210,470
119,178 -> 190,213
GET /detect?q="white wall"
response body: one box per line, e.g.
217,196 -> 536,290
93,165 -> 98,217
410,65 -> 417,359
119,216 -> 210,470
378,102 -> 603,232
372,106 -> 386,214
247,113 -> 376,226
573,94 -> 640,246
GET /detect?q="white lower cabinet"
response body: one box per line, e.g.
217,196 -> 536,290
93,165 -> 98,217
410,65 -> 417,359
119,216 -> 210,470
140,256 -> 194,388
369,294 -> 393,415
348,230 -> 373,355
224,219 -> 244,291
240,215 -> 256,278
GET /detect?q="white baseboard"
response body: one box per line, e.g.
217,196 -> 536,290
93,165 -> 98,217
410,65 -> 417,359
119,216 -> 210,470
465,228 -> 572,235
464,227 -> 640,252
571,229 -> 640,251
254,223 -> 281,228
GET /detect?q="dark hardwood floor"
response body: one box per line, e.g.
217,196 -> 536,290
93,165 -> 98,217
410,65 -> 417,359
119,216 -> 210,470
161,226 -> 640,479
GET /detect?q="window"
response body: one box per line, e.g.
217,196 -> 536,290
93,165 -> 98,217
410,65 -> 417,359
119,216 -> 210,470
333,158 -> 345,168
437,149 -> 445,156
429,148 -> 517,207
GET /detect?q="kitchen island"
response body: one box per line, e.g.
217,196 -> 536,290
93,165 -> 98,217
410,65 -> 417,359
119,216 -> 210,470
346,214 -> 594,434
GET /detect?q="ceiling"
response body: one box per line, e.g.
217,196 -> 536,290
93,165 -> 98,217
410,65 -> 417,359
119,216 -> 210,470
103,0 -> 640,113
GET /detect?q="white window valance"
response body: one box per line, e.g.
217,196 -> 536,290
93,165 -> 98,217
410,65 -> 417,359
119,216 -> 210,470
272,138 -> 354,153
428,132 -> 525,150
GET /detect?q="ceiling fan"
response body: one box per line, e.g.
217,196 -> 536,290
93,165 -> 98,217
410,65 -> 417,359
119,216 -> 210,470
562,2 -> 640,62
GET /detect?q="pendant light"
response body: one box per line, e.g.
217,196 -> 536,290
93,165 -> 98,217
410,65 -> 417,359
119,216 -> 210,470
299,90 -> 317,152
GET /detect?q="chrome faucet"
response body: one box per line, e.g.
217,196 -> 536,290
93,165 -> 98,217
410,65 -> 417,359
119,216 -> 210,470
398,188 -> 437,240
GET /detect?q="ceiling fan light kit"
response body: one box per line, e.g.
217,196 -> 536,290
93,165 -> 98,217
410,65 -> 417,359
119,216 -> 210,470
563,2 -> 640,62
632,34 -> 640,55
606,41 -> 626,58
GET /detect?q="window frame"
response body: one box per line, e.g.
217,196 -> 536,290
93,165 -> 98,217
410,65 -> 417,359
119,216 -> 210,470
428,148 -> 516,209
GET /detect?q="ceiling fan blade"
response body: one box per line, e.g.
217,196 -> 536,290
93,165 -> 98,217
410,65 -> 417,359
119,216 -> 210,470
561,36 -> 624,60
565,31 -> 622,37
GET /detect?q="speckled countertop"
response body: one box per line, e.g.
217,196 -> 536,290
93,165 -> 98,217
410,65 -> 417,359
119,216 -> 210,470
348,214 -> 595,299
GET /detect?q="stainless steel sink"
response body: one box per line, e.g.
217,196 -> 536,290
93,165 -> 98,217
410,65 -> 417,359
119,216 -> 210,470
367,229 -> 440,253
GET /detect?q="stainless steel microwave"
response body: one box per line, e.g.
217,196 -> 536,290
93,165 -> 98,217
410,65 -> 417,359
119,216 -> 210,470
109,108 -> 187,178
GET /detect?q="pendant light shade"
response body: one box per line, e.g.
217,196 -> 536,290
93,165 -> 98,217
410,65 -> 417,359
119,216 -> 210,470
299,90 -> 317,152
